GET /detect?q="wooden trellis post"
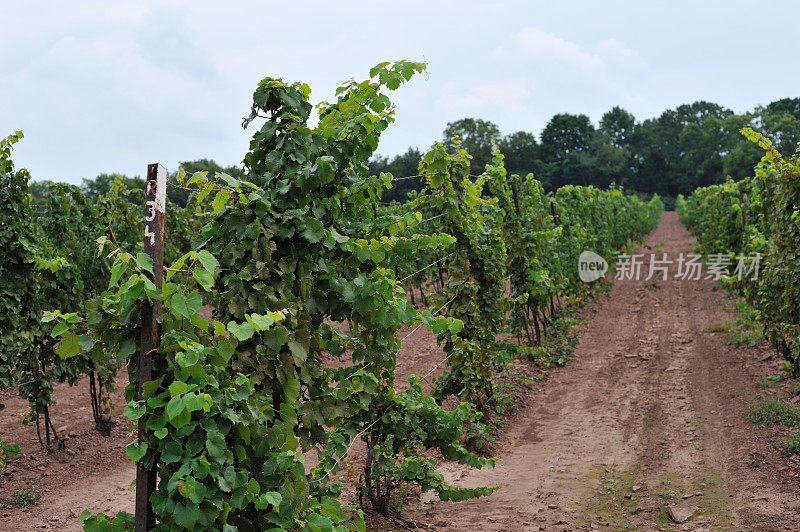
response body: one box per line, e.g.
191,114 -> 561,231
135,163 -> 166,531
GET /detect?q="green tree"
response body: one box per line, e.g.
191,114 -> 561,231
81,173 -> 144,201
678,119 -> 724,190
760,105 -> 800,156
765,97 -> 800,119
540,113 -> 595,163
673,101 -> 733,126
539,113 -> 595,189
676,102 -> 734,191
595,107 -> 637,188
630,101 -> 732,196
629,116 -> 675,195
721,113 -> 762,180
588,133 -> 633,189
28,179 -> 55,207
498,131 -> 539,178
599,106 -> 636,149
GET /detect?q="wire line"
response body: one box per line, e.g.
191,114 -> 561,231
398,252 -> 454,283
317,417 -> 381,481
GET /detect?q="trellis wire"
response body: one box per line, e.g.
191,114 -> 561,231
398,252 -> 454,283
332,293 -> 458,389
420,351 -> 456,383
390,172 -> 435,182
319,293 -> 459,480
317,417 -> 381,482
399,293 -> 458,343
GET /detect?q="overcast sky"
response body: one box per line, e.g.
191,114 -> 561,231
3,1 -> 799,185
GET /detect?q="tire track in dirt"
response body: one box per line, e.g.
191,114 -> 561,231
408,212 -> 800,531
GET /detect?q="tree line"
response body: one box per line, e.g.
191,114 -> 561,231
29,158 -> 240,208
371,98 -> 800,206
30,98 -> 800,210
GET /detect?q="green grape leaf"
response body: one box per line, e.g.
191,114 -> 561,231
171,291 -> 202,318
193,267 -> 214,291
123,401 -> 146,420
55,331 -> 81,358
135,252 -> 154,274
227,321 -> 255,341
125,441 -> 147,462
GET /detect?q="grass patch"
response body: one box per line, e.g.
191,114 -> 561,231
9,485 -> 42,507
581,462 -> 642,531
723,300 -> 764,347
726,325 -> 763,347
746,394 -> 800,427
705,301 -> 764,347
747,387 -> 800,457
778,430 -> 800,455
644,278 -> 659,291
519,312 -> 580,370
757,377 -> 776,389
543,308 -> 580,363
704,321 -> 731,333
652,467 -> 733,528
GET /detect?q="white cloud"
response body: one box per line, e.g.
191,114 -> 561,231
512,27 -> 648,77
597,38 -> 649,70
435,79 -> 533,118
514,27 -> 604,73
493,27 -> 651,112
431,28 -> 649,137
473,80 -> 533,109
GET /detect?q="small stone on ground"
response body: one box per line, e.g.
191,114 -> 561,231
668,501 -> 699,523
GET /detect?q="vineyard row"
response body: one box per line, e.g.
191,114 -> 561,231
677,128 -> 800,378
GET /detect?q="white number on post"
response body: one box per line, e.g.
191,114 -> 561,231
145,201 -> 156,222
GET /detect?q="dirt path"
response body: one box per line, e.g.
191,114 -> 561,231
408,212 -> 800,531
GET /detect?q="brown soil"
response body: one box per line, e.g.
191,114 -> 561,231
0,375 -> 134,531
3,212 -> 800,531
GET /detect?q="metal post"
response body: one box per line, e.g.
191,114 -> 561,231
509,178 -> 521,218
548,197 -> 560,316
135,163 -> 166,531
509,178 -> 534,345
739,189 -> 747,228
550,197 -> 559,226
